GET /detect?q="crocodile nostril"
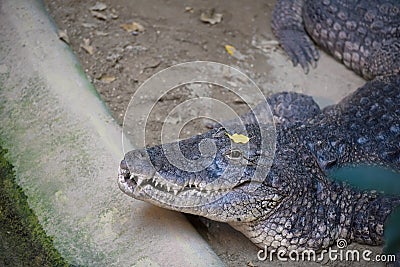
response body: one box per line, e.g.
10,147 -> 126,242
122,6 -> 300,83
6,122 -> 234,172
119,159 -> 131,181
120,159 -> 128,170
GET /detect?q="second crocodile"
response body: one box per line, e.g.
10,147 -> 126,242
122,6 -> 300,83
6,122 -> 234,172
271,0 -> 400,79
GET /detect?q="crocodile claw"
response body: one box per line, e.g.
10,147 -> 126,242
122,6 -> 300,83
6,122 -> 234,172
277,29 -> 320,74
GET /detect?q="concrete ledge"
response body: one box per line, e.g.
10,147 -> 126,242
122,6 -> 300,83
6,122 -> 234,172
0,1 -> 222,266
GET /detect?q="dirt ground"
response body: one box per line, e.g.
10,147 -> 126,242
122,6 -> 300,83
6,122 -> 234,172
43,1 -> 379,266
45,0 -> 273,123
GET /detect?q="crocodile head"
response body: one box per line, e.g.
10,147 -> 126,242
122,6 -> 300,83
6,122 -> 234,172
118,92 -> 322,225
118,123 -> 287,223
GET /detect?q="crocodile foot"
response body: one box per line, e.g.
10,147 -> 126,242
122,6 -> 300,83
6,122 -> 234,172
276,29 -> 320,74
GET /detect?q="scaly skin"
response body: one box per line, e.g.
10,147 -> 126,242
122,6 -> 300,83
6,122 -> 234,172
118,75 -> 400,254
272,0 -> 400,79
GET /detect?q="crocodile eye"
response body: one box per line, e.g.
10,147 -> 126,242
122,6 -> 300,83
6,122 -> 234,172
212,127 -> 227,138
226,149 -> 242,159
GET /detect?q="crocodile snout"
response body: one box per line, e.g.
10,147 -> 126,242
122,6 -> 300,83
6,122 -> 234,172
117,158 -> 137,197
118,159 -> 131,181
118,149 -> 160,197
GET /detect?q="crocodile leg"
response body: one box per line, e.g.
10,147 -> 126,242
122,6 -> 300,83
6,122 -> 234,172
271,0 -> 320,73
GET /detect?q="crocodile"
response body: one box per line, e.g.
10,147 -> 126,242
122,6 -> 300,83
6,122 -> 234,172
271,0 -> 400,79
118,75 -> 400,255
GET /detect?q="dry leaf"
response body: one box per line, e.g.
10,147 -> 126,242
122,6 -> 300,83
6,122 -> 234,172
82,23 -> 97,28
81,38 -> 94,55
110,8 -> 119,19
90,2 -> 107,11
200,9 -> 223,25
95,30 -> 109,36
226,133 -> 250,144
99,74 -> 116,83
91,10 -> 107,20
185,6 -> 194,13
120,22 -> 145,33
110,12 -> 119,19
57,29 -> 70,45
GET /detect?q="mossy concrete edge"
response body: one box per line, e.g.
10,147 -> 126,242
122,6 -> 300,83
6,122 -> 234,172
0,146 -> 70,266
0,1 -> 223,266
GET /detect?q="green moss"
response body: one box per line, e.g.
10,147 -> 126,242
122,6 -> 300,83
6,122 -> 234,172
0,146 -> 71,267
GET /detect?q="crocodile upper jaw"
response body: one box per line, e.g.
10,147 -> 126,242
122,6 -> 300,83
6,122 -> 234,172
117,156 -> 254,208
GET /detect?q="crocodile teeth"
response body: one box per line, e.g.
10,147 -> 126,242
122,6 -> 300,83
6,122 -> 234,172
204,182 -> 216,191
166,185 -> 171,192
188,177 -> 195,187
173,189 -> 178,195
154,180 -> 159,187
137,177 -> 144,186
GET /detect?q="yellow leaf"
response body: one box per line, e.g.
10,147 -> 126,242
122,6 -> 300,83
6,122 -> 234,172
225,45 -> 235,56
226,132 -> 250,144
